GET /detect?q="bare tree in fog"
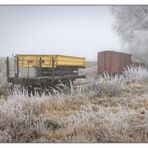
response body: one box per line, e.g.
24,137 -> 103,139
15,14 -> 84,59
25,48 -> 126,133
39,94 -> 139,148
112,6 -> 148,64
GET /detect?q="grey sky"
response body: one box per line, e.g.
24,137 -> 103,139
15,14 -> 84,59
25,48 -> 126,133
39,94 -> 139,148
0,6 -> 120,61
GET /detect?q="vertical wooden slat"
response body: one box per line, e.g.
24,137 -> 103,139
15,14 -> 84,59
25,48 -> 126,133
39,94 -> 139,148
16,57 -> 19,77
6,56 -> 10,77
52,57 -> 55,82
39,57 -> 42,76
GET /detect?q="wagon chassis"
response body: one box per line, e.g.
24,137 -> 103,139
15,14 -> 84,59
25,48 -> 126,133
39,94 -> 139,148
7,75 -> 86,87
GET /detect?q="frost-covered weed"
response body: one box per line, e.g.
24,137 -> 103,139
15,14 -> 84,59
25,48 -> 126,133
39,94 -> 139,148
85,66 -> 148,97
0,91 -> 68,143
0,72 -> 9,95
0,85 -> 92,143
1,65 -> 148,142
123,66 -> 148,83
0,95 -> 46,142
86,73 -> 124,97
63,104 -> 148,142
99,73 -> 124,96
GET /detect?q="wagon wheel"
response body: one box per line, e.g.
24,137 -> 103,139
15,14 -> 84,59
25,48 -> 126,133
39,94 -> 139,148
43,84 -> 53,96
64,80 -> 74,88
43,87 -> 50,96
10,83 -> 14,93
35,84 -> 50,96
20,85 -> 26,94
27,85 -> 35,96
34,87 -> 43,97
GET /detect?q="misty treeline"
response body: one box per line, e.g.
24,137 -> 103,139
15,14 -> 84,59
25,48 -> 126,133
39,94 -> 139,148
111,6 -> 148,64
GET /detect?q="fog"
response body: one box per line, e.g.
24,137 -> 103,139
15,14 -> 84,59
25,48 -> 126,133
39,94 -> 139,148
0,6 -> 120,61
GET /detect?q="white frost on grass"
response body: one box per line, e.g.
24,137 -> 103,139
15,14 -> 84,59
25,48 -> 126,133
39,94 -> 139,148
0,72 -> 9,95
123,66 -> 148,83
86,73 -> 124,97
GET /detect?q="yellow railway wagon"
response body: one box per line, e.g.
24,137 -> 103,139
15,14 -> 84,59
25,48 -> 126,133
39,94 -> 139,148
16,54 -> 85,68
6,54 -> 86,91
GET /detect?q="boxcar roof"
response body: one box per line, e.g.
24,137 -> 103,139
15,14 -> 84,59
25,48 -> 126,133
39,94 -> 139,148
98,50 -> 132,56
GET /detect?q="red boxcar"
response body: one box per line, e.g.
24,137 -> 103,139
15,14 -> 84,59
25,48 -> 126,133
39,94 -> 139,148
97,51 -> 132,74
